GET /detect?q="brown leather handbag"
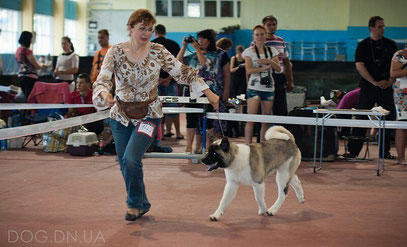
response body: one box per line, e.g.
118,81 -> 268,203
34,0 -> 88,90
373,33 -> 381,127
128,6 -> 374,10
116,96 -> 157,119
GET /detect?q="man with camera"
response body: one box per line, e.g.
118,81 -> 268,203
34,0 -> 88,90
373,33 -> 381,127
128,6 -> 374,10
347,16 -> 398,159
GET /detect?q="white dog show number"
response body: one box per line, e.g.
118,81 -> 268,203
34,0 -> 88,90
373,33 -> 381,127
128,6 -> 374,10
137,122 -> 155,138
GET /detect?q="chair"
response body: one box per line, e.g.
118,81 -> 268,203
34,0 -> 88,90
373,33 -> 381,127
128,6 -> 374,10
23,82 -> 71,147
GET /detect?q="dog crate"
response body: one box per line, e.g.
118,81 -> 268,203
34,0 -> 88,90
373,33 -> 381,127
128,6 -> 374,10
66,132 -> 98,156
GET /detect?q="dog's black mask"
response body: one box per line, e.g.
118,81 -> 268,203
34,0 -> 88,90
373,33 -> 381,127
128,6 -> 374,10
201,137 -> 230,171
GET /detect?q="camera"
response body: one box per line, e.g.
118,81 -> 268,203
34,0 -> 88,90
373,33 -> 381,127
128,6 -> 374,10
185,35 -> 195,43
260,76 -> 272,86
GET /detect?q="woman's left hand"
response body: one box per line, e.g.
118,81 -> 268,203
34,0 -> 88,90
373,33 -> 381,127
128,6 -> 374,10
191,39 -> 200,51
53,70 -> 63,77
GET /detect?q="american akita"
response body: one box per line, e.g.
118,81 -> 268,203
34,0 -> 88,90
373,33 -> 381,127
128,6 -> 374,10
201,126 -> 305,221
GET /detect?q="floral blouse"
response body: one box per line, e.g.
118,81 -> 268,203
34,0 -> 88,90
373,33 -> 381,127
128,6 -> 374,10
392,50 -> 407,120
93,42 -> 209,126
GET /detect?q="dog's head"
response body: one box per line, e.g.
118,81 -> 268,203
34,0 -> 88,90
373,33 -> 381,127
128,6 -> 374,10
201,136 -> 233,171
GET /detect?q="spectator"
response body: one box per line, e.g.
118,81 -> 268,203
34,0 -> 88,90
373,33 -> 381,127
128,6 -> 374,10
390,39 -> 407,165
243,25 -> 281,144
216,37 -> 233,53
151,24 -> 183,140
177,29 -> 230,154
15,31 -> 43,99
251,15 -> 294,116
347,16 -> 397,159
90,29 -> 112,84
230,45 -> 247,98
53,37 -> 79,91
65,73 -> 104,135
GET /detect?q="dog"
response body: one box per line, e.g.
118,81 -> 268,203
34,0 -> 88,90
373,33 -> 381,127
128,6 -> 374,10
201,126 -> 305,221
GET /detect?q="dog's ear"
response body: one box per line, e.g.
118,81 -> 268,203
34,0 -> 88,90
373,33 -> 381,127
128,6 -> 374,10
220,137 -> 230,152
208,133 -> 218,143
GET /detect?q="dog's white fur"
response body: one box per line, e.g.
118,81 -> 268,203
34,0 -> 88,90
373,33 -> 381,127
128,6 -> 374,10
209,126 -> 304,221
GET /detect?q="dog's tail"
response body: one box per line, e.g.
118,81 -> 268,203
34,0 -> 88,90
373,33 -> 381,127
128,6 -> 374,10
265,126 -> 295,142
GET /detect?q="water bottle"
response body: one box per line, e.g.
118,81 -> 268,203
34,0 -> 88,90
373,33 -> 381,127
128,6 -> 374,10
0,139 -> 7,151
0,121 -> 7,151
7,117 -> 12,128
98,135 -> 104,155
11,111 -> 22,127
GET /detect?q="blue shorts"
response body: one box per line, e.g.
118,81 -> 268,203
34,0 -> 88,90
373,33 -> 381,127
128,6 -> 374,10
247,89 -> 274,101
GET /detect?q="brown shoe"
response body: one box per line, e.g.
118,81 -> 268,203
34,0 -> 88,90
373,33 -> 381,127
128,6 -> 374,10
125,208 -> 141,221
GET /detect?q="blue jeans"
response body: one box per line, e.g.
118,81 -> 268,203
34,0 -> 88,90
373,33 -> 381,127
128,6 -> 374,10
110,118 -> 161,210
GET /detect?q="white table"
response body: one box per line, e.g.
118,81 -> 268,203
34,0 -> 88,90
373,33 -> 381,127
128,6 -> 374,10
313,109 -> 389,176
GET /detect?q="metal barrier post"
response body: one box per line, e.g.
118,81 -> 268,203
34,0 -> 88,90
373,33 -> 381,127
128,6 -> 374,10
202,105 -> 207,154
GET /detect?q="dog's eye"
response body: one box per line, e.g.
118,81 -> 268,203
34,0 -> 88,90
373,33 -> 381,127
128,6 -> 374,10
213,152 -> 217,156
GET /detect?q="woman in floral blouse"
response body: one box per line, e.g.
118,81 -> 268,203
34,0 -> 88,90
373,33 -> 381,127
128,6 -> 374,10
390,40 -> 407,165
92,9 -> 219,221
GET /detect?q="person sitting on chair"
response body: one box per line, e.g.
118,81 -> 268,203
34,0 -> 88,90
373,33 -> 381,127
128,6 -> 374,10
65,73 -> 104,135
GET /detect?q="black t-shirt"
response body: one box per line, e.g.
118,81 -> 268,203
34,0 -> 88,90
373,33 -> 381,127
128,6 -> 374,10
218,49 -> 230,68
151,36 -> 181,81
355,37 -> 397,88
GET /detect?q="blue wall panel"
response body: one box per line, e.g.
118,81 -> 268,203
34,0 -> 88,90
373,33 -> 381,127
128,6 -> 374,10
161,27 -> 406,62
347,27 -> 407,61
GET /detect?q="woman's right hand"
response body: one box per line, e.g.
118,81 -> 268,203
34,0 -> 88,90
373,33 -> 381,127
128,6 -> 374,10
101,91 -> 116,107
182,37 -> 188,47
203,89 -> 220,111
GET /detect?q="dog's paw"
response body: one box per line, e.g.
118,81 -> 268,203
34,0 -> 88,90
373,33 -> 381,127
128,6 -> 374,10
299,197 -> 305,204
258,209 -> 267,216
209,214 -> 220,221
267,207 -> 277,216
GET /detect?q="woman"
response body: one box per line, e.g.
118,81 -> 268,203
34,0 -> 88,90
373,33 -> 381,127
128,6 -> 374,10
177,29 -> 230,154
242,25 -> 281,144
230,45 -> 247,98
92,9 -> 219,221
53,37 -> 79,90
216,37 -> 233,52
390,40 -> 407,165
15,31 -> 43,99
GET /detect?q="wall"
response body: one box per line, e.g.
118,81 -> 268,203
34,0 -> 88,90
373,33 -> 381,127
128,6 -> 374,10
241,0 -> 350,30
53,0 -> 64,56
348,0 -> 407,27
18,0 -> 88,56
21,0 -> 34,31
53,0 -> 87,56
76,0 -> 87,56
345,0 -> 407,60
89,0 -> 147,10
